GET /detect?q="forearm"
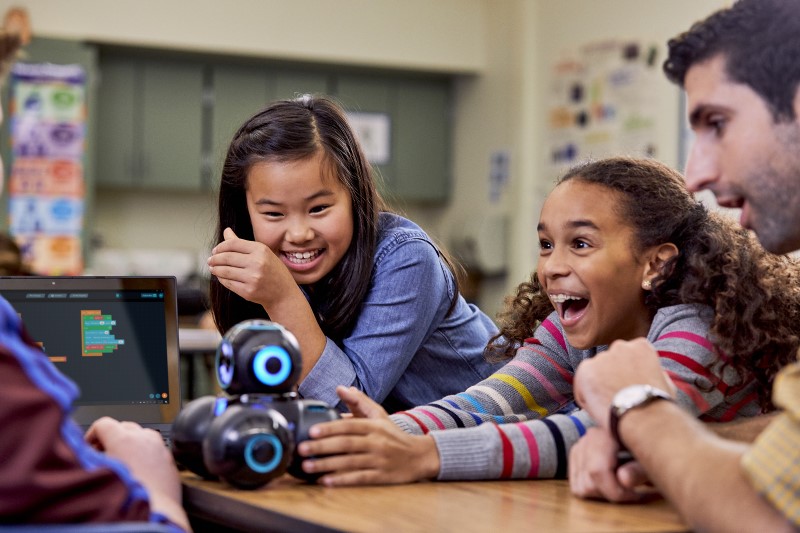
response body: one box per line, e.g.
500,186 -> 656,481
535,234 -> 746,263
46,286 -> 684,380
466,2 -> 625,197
392,340 -> 579,433
262,285 -> 326,381
622,402 -> 790,532
707,412 -> 777,442
433,411 -> 592,480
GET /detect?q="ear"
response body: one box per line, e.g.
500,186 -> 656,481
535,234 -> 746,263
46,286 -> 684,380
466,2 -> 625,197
641,243 -> 679,289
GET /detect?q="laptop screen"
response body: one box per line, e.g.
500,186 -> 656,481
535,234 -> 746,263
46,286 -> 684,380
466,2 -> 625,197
0,276 -> 181,432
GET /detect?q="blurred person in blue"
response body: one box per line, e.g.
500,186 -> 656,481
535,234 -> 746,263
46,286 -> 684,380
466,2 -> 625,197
0,8 -> 190,530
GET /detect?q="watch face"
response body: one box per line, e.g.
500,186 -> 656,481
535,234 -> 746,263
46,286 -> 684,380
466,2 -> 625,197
614,385 -> 652,411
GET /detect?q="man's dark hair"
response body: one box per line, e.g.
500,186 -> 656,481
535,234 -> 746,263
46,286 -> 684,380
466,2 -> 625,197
663,0 -> 800,121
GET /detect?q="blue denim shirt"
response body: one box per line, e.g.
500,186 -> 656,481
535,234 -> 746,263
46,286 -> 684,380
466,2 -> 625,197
298,213 -> 503,412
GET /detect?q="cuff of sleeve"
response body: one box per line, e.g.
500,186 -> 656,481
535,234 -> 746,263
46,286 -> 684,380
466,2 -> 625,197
297,337 -> 356,409
390,414 -> 424,435
431,425 -> 501,480
151,511 -> 189,533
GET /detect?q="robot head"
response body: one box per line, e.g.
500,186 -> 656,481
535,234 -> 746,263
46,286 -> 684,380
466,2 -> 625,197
215,319 -> 302,395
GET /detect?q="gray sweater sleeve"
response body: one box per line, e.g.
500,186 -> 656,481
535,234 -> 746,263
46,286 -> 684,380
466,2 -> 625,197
433,410 -> 594,480
390,313 -> 578,433
395,304 -> 760,480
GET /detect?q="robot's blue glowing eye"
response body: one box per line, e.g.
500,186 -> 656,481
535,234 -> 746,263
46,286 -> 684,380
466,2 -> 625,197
252,346 -> 292,386
213,397 -> 228,417
216,340 -> 235,387
244,434 -> 283,473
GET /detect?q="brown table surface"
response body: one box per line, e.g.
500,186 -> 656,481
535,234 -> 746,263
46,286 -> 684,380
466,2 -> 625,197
182,471 -> 688,532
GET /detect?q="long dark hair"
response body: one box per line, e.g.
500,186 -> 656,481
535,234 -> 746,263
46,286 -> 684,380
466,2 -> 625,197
487,157 -> 800,410
210,95 -> 386,341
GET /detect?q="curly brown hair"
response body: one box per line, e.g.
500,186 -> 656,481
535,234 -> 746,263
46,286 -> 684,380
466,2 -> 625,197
487,157 -> 800,410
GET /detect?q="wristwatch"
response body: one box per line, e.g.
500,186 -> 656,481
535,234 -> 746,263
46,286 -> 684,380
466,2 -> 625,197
609,384 -> 673,451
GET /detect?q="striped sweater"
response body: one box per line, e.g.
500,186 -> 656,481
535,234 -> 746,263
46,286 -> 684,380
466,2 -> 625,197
390,304 -> 761,480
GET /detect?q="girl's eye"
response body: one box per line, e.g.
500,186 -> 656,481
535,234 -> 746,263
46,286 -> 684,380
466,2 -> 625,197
310,205 -> 330,214
263,211 -> 283,218
573,239 -> 590,249
539,239 -> 553,251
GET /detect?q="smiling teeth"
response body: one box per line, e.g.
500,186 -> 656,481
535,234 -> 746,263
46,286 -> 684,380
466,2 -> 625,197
550,294 -> 582,303
285,250 -> 321,264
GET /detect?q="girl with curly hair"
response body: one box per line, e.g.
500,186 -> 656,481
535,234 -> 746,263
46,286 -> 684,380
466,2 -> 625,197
295,156 -> 800,485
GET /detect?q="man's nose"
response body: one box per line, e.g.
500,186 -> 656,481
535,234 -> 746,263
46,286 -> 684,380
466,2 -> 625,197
684,139 -> 719,193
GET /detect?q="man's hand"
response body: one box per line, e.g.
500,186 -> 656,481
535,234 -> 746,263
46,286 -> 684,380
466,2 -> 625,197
574,338 -> 674,427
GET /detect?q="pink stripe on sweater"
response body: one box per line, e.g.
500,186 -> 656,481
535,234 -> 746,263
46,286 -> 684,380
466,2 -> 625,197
520,345 -> 574,385
658,330 -> 714,353
541,318 -> 567,351
666,370 -> 710,413
718,390 -> 758,422
517,423 -> 541,478
659,350 -> 715,382
417,408 -> 447,430
507,359 -> 569,405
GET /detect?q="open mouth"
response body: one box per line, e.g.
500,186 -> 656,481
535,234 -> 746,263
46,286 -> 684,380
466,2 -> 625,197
551,294 -> 589,323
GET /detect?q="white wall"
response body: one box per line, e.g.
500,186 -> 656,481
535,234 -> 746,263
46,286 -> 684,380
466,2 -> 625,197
4,0 -> 731,316
6,0 -> 486,73
505,0 -> 728,316
440,0 -> 728,316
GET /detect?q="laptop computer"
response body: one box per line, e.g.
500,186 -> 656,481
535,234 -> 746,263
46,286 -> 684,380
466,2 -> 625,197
0,276 -> 182,445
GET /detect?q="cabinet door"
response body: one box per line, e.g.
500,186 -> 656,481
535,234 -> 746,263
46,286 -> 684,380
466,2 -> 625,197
210,66 -> 330,186
140,59 -> 205,190
334,75 -> 395,198
96,58 -> 138,187
334,74 -> 451,203
210,64 -> 271,182
272,70 -> 330,101
394,78 -> 450,202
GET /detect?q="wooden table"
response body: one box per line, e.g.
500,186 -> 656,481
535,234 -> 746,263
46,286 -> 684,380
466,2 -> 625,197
182,472 -> 688,532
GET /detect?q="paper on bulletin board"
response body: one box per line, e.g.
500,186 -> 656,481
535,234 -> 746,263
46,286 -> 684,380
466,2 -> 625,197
546,40 -> 660,178
347,112 -> 391,165
8,62 -> 86,275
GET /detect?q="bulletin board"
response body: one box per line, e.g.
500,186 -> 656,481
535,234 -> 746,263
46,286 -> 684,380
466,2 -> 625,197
7,62 -> 86,275
546,39 -> 661,177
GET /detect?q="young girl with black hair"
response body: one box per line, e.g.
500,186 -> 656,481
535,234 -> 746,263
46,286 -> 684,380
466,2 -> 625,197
208,95 -> 502,412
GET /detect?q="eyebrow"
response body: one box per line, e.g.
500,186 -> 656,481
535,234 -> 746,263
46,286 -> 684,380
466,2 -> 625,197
537,219 -> 600,232
688,105 -> 706,128
253,189 -> 335,206
688,103 -> 728,128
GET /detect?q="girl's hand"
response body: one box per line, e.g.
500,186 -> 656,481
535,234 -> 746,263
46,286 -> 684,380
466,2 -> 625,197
208,227 -> 296,307
296,386 -> 440,486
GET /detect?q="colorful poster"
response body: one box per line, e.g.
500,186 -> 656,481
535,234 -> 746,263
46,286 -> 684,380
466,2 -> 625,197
546,40 -> 661,177
8,62 -> 86,274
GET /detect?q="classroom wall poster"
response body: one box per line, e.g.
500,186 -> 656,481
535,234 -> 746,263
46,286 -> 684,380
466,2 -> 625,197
8,62 -> 86,275
546,40 -> 661,177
